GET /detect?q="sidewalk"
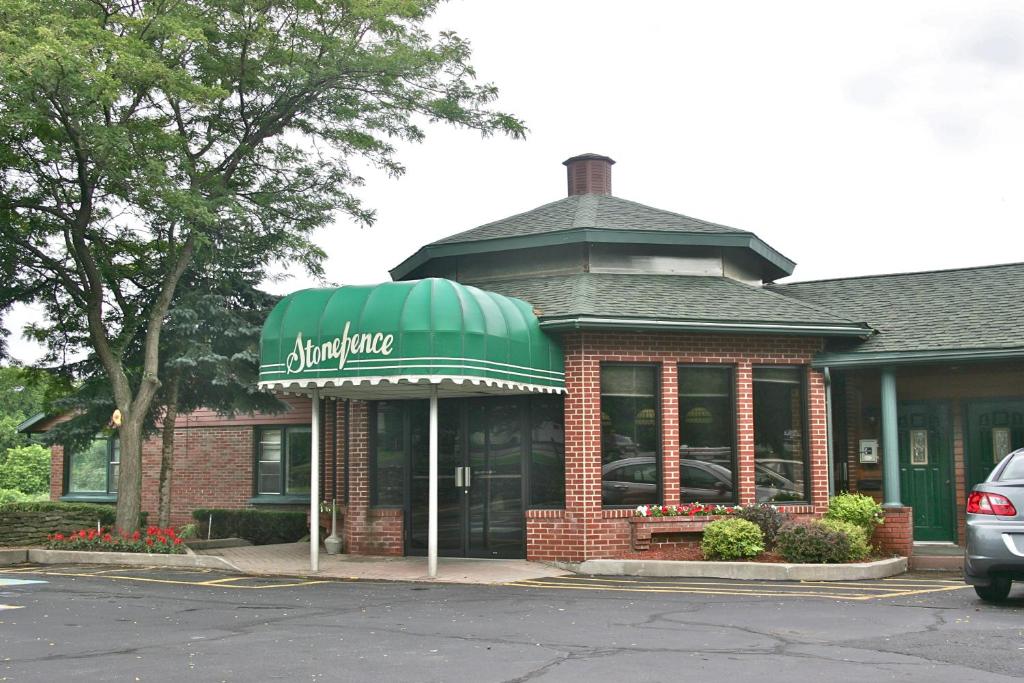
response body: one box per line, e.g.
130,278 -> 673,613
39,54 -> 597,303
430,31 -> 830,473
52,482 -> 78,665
196,542 -> 572,584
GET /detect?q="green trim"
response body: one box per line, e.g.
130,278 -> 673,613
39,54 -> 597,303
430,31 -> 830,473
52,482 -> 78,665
389,229 -> 796,281
539,315 -> 872,337
16,412 -> 47,433
59,494 -> 116,503
248,495 -> 310,505
812,347 -> 1024,369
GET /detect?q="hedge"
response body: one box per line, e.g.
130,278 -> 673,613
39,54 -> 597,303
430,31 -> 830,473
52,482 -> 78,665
0,501 -> 146,546
191,508 -> 307,545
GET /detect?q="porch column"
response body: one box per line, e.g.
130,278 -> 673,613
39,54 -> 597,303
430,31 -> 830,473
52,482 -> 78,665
880,367 -> 902,508
428,385 -> 438,578
310,387 -> 321,572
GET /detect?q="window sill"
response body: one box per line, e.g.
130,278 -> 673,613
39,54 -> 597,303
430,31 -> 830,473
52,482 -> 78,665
60,494 -> 116,503
248,495 -> 310,506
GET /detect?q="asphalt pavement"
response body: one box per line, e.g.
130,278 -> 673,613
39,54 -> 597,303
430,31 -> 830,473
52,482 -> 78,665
1,565 -> 1023,682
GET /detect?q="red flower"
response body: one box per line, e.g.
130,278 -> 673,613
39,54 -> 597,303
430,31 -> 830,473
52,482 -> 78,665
78,529 -> 87,538
103,533 -> 112,542
54,533 -> 64,541
145,538 -> 154,546
132,530 -> 141,540
174,538 -> 182,545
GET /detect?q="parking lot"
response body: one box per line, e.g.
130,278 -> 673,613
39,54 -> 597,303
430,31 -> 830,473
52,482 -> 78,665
2,564 -> 1023,681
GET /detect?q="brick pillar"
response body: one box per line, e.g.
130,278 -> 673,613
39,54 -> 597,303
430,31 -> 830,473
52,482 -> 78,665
872,506 -> 914,557
808,368 -> 830,513
342,401 -> 371,554
561,332 -> 598,561
735,361 -> 756,505
660,363 -> 680,505
49,445 -> 65,500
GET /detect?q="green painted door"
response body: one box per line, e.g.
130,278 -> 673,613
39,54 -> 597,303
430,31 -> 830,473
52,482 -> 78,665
898,402 -> 955,542
965,399 -> 1024,491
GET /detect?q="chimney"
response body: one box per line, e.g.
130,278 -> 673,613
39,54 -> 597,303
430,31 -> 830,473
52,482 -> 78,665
563,153 -> 615,196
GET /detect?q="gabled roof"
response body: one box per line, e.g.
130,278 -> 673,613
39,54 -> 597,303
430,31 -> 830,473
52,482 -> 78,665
463,273 -> 873,337
390,194 -> 796,281
771,262 -> 1024,365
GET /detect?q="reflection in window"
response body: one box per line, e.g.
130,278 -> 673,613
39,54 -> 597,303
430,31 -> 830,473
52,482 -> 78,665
753,367 -> 808,502
256,426 -> 312,496
67,438 -> 116,494
679,366 -> 735,503
601,364 -> 659,506
373,402 -> 406,506
530,396 -> 565,507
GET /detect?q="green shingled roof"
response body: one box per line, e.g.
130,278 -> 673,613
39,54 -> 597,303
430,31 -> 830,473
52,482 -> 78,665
432,194 -> 749,244
390,194 -> 796,281
771,262 -> 1024,360
463,273 -> 872,337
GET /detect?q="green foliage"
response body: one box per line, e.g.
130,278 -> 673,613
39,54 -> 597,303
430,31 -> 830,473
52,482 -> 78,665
820,518 -> 872,561
776,520 -> 853,564
192,508 -> 306,545
735,504 -> 786,549
701,518 -> 765,560
0,444 -> 50,494
0,487 -> 29,504
825,493 -> 885,534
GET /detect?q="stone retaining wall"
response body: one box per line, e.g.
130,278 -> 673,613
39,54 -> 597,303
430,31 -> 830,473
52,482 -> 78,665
0,509 -> 113,547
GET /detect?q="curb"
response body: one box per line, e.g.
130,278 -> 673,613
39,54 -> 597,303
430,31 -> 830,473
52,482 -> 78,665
26,549 -> 243,573
0,549 -> 29,566
554,556 -> 908,581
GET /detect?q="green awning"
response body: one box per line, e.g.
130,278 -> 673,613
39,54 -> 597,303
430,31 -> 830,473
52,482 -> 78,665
258,279 -> 565,398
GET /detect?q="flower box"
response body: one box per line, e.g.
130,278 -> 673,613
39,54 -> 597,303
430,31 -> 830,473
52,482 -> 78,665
629,515 -> 718,551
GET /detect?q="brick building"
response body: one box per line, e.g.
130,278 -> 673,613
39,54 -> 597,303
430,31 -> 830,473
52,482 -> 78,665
32,154 -> 1024,568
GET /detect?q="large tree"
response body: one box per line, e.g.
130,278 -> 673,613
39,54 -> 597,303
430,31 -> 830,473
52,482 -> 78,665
0,0 -> 524,531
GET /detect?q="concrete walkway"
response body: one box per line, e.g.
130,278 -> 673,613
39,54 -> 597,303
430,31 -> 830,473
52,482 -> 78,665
196,542 -> 572,584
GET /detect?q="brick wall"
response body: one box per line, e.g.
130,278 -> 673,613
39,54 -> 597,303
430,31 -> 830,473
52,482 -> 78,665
531,330 -> 830,561
343,401 -> 403,555
873,507 -> 913,557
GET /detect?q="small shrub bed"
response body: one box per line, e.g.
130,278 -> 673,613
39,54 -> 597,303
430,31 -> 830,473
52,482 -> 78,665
45,526 -> 186,554
735,504 -> 785,549
776,520 -> 853,563
825,493 -> 884,534
701,518 -> 764,560
192,508 -> 306,545
0,501 -> 147,546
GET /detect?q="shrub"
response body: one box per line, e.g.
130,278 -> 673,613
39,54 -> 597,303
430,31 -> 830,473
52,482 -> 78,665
820,518 -> 871,561
192,508 -> 306,545
45,526 -> 185,554
776,520 -> 852,563
735,504 -> 785,549
0,487 -> 29,505
0,444 -> 50,494
701,518 -> 764,560
825,493 -> 884,534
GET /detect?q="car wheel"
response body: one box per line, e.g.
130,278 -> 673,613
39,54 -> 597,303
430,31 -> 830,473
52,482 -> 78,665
974,576 -> 1012,602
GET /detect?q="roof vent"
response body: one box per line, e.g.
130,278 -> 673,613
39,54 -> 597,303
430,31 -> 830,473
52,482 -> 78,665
563,153 -> 615,196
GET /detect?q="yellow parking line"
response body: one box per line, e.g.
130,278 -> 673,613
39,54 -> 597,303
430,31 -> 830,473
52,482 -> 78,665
0,605 -> 24,610
560,576 -> 935,593
508,579 -> 866,600
8,568 -> 328,589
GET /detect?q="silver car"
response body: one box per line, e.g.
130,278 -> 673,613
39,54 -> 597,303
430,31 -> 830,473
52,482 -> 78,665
964,447 -> 1024,602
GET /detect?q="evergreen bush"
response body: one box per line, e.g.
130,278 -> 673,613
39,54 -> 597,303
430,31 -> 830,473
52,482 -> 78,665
735,504 -> 785,549
776,520 -> 852,563
192,508 -> 307,545
701,518 -> 764,560
825,493 -> 884,534
819,518 -> 872,561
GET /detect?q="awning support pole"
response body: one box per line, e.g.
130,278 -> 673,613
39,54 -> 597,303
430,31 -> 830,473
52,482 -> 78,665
880,367 -> 902,509
428,384 -> 438,578
310,387 -> 321,572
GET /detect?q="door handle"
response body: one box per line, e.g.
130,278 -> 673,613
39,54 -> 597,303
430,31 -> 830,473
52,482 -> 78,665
454,467 -> 464,487
464,467 -> 471,488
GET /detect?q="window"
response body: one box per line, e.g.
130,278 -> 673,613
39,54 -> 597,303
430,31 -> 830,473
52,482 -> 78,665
256,426 -> 311,496
529,395 -> 565,508
66,438 -> 119,496
601,364 -> 660,506
753,367 -> 809,502
372,402 -> 407,506
678,365 -> 736,503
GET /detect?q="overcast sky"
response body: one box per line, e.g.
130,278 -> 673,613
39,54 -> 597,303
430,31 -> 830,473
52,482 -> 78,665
7,0 -> 1024,363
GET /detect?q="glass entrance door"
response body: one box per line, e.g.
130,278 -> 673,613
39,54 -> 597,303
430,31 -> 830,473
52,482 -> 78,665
407,398 -> 526,559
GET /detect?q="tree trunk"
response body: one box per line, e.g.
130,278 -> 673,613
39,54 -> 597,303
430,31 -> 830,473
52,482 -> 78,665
115,412 -> 145,533
157,371 -> 181,529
